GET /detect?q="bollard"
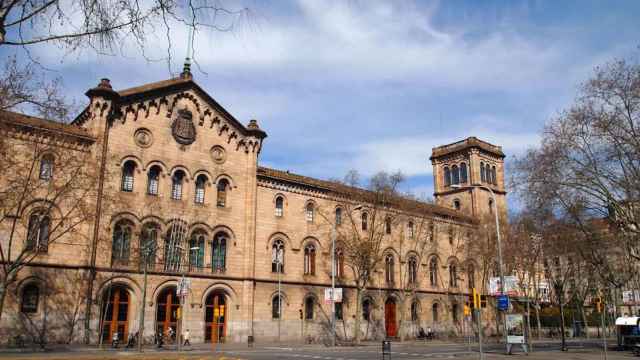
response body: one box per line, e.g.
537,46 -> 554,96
382,340 -> 391,360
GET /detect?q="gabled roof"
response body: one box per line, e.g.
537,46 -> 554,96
257,166 -> 475,224
0,110 -> 94,142
114,76 -> 266,139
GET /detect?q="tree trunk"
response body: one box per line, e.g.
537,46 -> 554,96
535,304 -> 542,340
581,304 -> 589,339
0,281 -> 7,324
354,287 -> 362,344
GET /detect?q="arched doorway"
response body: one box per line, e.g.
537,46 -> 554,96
101,285 -> 130,342
156,286 -> 179,339
385,298 -> 397,338
204,291 -> 227,343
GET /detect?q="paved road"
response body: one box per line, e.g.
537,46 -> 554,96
0,340 -> 621,360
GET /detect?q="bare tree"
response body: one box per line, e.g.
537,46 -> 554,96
0,0 -> 249,67
513,55 -> 640,273
0,121 -> 101,323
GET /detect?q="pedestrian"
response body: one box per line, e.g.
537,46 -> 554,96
183,329 -> 191,346
111,331 -> 119,348
156,331 -> 163,348
126,331 -> 137,348
167,326 -> 174,343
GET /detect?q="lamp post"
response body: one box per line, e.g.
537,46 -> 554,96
331,213 -> 337,348
451,183 -> 508,353
138,240 -> 158,352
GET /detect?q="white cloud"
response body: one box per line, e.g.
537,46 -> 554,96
350,127 -> 541,177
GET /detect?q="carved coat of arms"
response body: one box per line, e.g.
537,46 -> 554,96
172,108 -> 196,145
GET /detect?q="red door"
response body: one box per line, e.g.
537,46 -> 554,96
385,299 -> 397,337
205,292 -> 226,343
156,287 -> 178,341
101,286 -> 129,343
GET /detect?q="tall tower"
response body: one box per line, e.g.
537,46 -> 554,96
430,137 -> 507,220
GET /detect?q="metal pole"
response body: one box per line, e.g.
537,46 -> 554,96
138,253 -> 148,352
601,306 -> 607,360
488,187 -> 508,354
278,261 -> 281,344
477,309 -> 484,360
331,218 -> 337,347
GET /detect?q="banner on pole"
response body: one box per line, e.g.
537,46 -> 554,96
324,288 -> 342,304
489,276 -> 519,296
506,314 -> 525,344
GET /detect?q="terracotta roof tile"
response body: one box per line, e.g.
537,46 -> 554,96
117,77 -> 191,97
0,110 -> 94,141
257,166 -> 474,223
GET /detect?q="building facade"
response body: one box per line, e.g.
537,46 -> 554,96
0,71 -> 507,345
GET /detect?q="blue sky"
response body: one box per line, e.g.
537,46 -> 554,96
3,0 -> 639,206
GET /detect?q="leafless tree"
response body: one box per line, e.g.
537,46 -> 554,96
513,55 -> 640,321
0,123 -> 101,323
0,0 -> 250,67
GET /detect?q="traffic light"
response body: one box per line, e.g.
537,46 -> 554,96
480,295 -> 487,308
594,297 -> 602,313
472,288 -> 481,309
299,309 -> 303,320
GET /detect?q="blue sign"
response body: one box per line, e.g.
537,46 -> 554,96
497,295 -> 509,311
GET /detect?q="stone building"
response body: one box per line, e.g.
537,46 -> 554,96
0,69 -> 507,345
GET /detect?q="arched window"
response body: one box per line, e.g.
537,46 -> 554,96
304,296 -> 314,320
453,199 -> 461,211
408,256 -> 418,284
26,212 -> 50,252
411,300 -> 419,322
194,175 -> 207,204
467,264 -> 475,290
335,248 -> 344,278
171,170 -> 185,200
361,212 -> 368,231
335,207 -> 342,225
272,294 -> 282,319
121,161 -> 136,192
272,239 -> 284,273
460,163 -> 467,183
189,231 -> 205,270
451,164 -> 459,185
139,223 -> 159,268
407,221 -> 414,239
491,166 -> 497,185
385,254 -> 395,284
164,222 -> 187,272
304,244 -> 316,275
216,179 -> 229,207
362,298 -> 372,321
429,258 -> 438,286
452,302 -> 459,322
147,165 -> 161,195
480,162 -> 486,182
444,166 -> 451,186
112,220 -> 132,265
335,302 -> 343,320
275,196 -> 284,217
429,223 -> 435,243
485,164 -> 492,185
432,303 -> 439,322
449,263 -> 458,287
305,203 -> 314,222
448,227 -> 454,245
385,217 -> 392,234
39,154 -> 54,180
212,232 -> 227,272
21,283 -> 40,313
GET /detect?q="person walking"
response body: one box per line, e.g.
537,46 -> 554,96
111,331 -> 119,348
183,329 -> 191,346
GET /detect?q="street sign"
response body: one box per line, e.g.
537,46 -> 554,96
497,295 -> 509,311
324,288 -> 342,304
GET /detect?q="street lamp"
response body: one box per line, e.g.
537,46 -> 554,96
451,183 -> 508,353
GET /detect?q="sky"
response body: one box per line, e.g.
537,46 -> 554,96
2,0 -> 639,208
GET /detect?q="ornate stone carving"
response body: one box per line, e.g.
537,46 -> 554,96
134,128 -> 153,148
211,145 -> 226,164
171,108 -> 196,145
